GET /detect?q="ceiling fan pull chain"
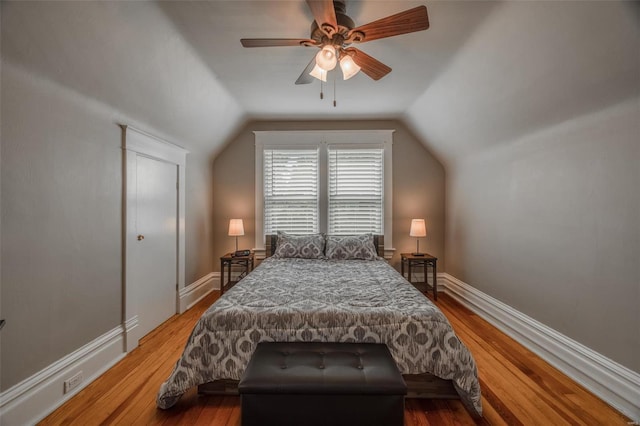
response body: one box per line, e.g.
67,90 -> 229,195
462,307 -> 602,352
320,77 -> 324,100
333,74 -> 337,107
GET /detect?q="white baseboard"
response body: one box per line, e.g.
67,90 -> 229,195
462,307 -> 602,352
0,325 -> 126,426
178,272 -> 218,313
440,273 -> 640,422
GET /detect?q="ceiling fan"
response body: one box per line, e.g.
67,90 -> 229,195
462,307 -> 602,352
240,0 -> 429,84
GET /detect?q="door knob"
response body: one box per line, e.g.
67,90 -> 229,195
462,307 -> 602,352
137,235 -> 145,241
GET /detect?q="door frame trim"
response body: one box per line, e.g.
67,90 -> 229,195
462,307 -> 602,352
121,125 -> 188,352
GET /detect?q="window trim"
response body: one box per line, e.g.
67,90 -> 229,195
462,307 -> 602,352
254,130 -> 394,258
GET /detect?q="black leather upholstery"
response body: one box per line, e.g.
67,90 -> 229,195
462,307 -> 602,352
239,342 -> 407,426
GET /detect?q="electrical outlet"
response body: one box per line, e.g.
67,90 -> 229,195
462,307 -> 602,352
64,371 -> 83,394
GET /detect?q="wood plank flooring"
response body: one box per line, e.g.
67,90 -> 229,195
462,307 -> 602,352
40,292 -> 631,425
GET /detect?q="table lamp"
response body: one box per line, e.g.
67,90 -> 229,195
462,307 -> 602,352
410,219 -> 426,256
228,219 -> 244,252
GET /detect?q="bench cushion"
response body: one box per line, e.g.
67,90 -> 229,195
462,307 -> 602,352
238,342 -> 407,395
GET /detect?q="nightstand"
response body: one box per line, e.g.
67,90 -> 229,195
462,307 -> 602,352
220,252 -> 254,294
400,252 -> 438,301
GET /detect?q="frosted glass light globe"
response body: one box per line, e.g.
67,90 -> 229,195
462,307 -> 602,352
309,64 -> 327,82
339,55 -> 361,80
315,45 -> 337,71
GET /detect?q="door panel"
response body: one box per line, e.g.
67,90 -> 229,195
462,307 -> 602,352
134,155 -> 177,338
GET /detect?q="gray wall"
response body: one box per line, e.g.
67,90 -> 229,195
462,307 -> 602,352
184,154 -> 216,283
0,63 -> 216,390
1,64 -> 123,391
445,98 -> 639,372
212,120 -> 445,272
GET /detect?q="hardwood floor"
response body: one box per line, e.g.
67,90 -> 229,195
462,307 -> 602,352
40,292 -> 630,425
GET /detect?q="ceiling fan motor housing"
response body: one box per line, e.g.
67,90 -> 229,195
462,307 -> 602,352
310,0 -> 355,46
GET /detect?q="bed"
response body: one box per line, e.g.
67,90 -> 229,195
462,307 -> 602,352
156,234 -> 482,418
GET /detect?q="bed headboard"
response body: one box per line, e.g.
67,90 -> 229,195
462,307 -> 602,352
264,234 -> 385,258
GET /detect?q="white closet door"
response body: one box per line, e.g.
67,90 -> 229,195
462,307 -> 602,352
133,155 -> 178,338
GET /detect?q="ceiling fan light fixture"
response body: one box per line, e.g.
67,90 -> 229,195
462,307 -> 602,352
241,2 -> 431,89
339,55 -> 361,80
315,45 -> 337,71
309,64 -> 328,82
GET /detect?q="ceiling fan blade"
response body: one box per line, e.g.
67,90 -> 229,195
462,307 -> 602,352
347,6 -> 429,43
295,57 -> 317,85
345,47 -> 392,81
241,38 -> 316,48
306,0 -> 338,36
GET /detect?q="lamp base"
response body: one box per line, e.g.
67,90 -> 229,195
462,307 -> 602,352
412,239 -> 425,257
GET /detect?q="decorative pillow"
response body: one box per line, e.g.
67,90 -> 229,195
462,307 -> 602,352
325,234 -> 379,260
273,231 -> 326,259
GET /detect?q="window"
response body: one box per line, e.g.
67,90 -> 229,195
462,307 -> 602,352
255,130 -> 393,256
328,147 -> 384,235
263,148 -> 319,234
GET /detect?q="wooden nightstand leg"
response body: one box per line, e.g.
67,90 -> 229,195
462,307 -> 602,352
220,259 -> 225,295
433,260 -> 438,301
423,261 -> 427,296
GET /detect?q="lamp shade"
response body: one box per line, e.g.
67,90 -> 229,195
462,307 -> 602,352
339,55 -> 361,80
309,64 -> 327,82
409,219 -> 426,237
315,45 -> 337,71
228,219 -> 245,236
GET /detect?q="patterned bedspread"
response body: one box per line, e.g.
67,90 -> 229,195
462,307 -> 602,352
157,257 -> 482,417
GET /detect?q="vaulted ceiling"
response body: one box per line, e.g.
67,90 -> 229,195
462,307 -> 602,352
3,1 -> 638,166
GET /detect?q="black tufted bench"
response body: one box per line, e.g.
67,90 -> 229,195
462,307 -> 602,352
238,342 -> 407,426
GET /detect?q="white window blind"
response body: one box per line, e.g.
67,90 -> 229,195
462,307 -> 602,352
263,148 -> 319,234
328,147 -> 384,235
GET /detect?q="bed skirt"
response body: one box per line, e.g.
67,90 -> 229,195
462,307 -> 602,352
197,373 -> 459,399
